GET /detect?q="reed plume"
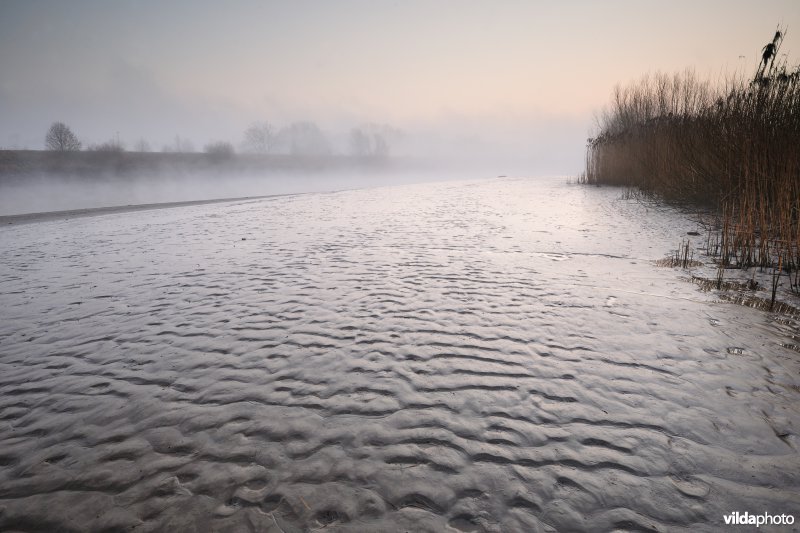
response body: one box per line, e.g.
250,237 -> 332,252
583,27 -> 800,289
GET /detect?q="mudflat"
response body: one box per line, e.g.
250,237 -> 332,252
1,177 -> 798,531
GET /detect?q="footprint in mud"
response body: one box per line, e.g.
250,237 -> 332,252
259,493 -> 285,513
243,477 -> 270,490
315,508 -> 348,526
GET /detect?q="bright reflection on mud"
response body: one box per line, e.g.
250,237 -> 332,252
0,177 -> 798,531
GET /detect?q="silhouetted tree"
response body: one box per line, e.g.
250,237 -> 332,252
45,122 -> 81,151
373,133 -> 389,157
349,123 -> 393,157
350,128 -> 371,156
276,121 -> 330,156
167,135 -> 195,153
242,121 -> 275,154
134,138 -> 151,152
204,141 -> 235,159
87,141 -> 125,152
88,136 -> 124,152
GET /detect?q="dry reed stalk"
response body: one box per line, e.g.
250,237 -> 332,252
585,28 -> 799,293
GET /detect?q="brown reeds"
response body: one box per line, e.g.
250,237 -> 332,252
655,239 -> 703,268
583,29 -> 800,294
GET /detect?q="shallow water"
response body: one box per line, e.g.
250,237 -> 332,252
1,177 -> 798,532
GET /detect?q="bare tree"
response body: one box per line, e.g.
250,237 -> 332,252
170,135 -> 195,153
45,122 -> 81,151
349,123 -> 393,157
350,128 -> 371,156
373,133 -> 389,157
134,138 -> 151,152
242,121 -> 275,154
204,140 -> 235,159
87,139 -> 125,152
276,121 -> 330,156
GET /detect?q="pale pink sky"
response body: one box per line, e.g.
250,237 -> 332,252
0,0 -> 797,171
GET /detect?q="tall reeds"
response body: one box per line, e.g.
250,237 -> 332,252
584,30 -> 800,289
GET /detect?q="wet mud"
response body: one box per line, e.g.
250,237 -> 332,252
1,178 -> 798,532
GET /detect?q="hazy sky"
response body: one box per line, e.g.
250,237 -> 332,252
1,0 -> 797,172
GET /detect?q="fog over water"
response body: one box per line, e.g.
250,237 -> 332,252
0,155 -> 541,216
2,2 -> 798,189
0,167 -> 460,217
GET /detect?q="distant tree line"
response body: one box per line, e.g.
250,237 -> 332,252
41,120 -> 400,159
349,123 -> 393,157
240,120 -> 399,158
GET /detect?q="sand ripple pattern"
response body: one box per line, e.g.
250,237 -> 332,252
1,178 -> 799,532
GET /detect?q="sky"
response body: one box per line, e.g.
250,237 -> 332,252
0,0 -> 798,173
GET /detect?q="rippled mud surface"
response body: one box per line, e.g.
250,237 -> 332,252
1,177 -> 799,532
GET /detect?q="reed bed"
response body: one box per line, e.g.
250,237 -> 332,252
583,31 -> 800,293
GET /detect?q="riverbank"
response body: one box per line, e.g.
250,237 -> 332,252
2,177 -> 799,531
0,149 -> 393,182
0,150 -> 451,216
582,32 -> 799,294
0,194 -> 284,226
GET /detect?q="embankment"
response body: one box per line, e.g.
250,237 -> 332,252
0,150 -> 392,183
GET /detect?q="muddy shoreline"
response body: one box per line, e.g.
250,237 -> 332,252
0,194 -> 283,226
1,177 -> 798,532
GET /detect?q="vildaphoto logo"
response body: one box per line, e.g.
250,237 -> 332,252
723,511 -> 795,527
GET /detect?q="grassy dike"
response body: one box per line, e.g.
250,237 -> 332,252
0,150 -> 392,184
582,31 -> 800,295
